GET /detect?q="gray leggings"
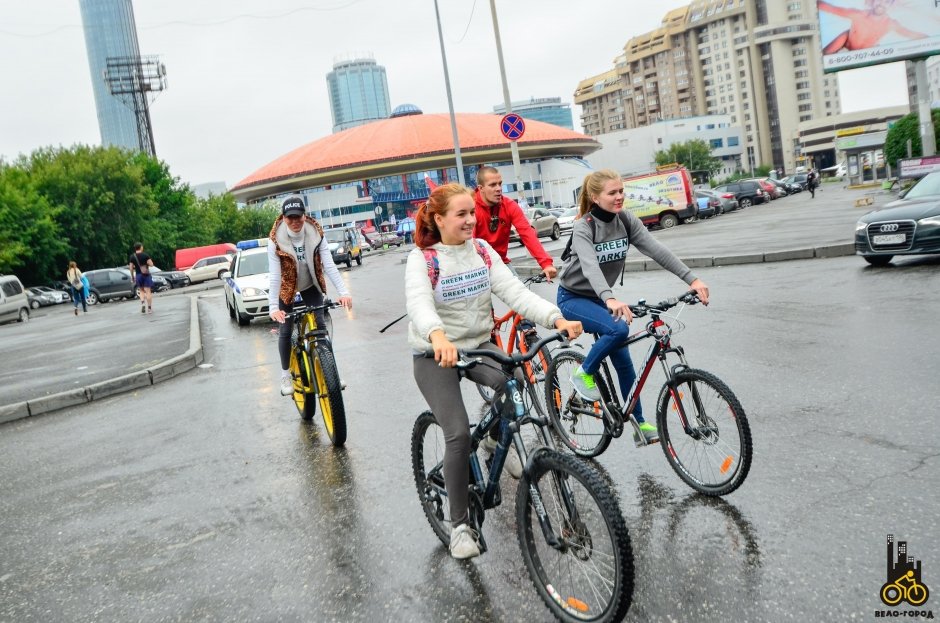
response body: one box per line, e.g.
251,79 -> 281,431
413,341 -> 523,527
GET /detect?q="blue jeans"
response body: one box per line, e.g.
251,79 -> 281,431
557,287 -> 643,421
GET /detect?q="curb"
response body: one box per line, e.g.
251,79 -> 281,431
513,243 -> 856,276
0,296 -> 204,425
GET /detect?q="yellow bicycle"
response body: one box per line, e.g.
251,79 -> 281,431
286,300 -> 346,446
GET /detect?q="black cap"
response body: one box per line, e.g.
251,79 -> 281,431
281,195 -> 306,217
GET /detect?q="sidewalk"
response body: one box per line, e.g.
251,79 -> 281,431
0,292 -> 203,424
0,184 -> 888,424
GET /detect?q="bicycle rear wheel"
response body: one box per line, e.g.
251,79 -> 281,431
545,350 -> 612,458
655,368 -> 752,496
314,343 -> 347,447
411,411 -> 452,546
516,450 -> 634,623
289,343 -> 316,421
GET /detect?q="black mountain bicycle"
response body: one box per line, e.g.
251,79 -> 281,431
411,332 -> 634,622
286,300 -> 346,446
545,292 -> 752,497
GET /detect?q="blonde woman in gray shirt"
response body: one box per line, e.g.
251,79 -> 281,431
557,169 -> 710,444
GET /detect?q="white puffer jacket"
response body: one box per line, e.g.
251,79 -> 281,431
405,239 -> 562,352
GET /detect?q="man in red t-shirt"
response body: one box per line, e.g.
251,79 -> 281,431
473,166 -> 557,281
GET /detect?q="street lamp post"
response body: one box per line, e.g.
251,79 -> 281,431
489,0 -> 523,198
433,0 -> 466,186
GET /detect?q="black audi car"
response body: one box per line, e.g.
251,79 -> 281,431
855,171 -> 940,266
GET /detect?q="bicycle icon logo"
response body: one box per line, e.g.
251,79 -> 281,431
881,535 -> 930,607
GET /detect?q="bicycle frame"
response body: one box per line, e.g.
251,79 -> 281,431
581,310 -> 699,441
468,377 -> 567,549
288,302 -> 338,397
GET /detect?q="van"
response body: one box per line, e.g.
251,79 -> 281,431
323,226 -> 363,267
174,243 -> 237,271
621,166 -> 696,229
0,274 -> 30,324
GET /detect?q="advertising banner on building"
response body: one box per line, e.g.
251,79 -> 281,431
818,0 -> 940,73
898,155 -> 940,178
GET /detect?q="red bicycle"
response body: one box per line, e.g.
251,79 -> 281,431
475,276 -> 553,418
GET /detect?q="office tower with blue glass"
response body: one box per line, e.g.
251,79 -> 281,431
79,0 -> 165,156
327,57 -> 391,133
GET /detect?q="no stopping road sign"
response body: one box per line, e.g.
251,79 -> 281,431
500,113 -> 525,141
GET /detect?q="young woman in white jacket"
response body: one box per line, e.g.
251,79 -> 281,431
405,183 -> 583,560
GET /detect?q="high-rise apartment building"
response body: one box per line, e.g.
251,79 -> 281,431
327,57 -> 391,133
575,0 -> 841,174
78,0 -> 146,152
493,97 -> 574,130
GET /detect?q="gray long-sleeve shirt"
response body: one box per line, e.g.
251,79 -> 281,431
559,208 -> 696,301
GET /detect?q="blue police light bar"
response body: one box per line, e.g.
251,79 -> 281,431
236,238 -> 268,250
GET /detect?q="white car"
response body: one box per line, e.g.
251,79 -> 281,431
184,254 -> 234,284
556,206 -> 579,232
222,247 -> 270,326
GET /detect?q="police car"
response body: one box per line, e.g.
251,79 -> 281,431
223,241 -> 270,325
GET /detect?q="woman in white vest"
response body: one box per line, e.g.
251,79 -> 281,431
404,183 -> 582,560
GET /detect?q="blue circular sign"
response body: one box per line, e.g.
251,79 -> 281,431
500,113 -> 525,141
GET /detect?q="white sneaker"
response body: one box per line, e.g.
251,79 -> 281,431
481,436 -> 523,480
280,376 -> 293,396
450,524 -> 481,560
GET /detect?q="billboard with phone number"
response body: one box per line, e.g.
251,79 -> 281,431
818,0 -> 940,73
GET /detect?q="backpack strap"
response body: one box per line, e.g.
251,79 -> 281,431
423,248 -> 441,290
423,240 -> 491,290
472,239 -> 491,269
560,214 -> 596,262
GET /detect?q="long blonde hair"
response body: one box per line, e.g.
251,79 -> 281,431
577,169 -> 622,217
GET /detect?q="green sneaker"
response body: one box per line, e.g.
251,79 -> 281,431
569,367 -> 601,401
633,421 -> 659,445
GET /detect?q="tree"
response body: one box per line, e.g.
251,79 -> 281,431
0,164 -> 67,284
24,145 -> 158,271
653,139 -> 722,177
883,109 -> 940,168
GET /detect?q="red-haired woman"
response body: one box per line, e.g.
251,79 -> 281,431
404,183 -> 582,560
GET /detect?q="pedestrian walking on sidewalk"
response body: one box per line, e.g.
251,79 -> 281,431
807,170 -> 818,198
129,243 -> 155,314
66,261 -> 87,315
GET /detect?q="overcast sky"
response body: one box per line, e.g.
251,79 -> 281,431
0,0 -> 911,188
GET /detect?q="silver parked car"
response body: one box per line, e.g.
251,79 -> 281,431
509,207 -> 561,243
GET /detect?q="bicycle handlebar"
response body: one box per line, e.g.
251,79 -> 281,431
423,331 -> 569,369
522,274 -> 548,286
285,299 -> 342,319
628,291 -> 700,317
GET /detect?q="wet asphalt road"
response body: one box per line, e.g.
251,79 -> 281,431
3,201 -> 940,621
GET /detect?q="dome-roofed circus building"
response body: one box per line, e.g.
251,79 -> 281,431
231,110 -> 600,229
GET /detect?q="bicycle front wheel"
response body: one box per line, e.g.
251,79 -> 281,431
516,450 -> 634,623
411,411 -> 452,546
314,343 -> 347,447
545,350 -> 611,458
289,343 -> 316,421
655,368 -> 752,496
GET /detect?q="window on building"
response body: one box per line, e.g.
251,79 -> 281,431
710,138 -> 724,149
728,136 -> 740,146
